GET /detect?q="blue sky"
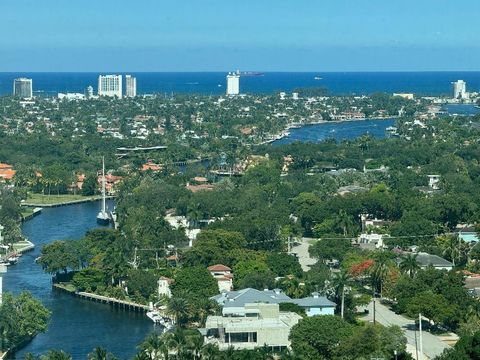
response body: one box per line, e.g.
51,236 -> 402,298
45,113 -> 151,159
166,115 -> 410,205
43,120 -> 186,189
1,0 -> 479,71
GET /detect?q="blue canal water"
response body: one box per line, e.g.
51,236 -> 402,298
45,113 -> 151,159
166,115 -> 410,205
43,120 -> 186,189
3,200 -> 157,359
443,104 -> 480,116
1,72 -> 480,96
273,118 -> 396,145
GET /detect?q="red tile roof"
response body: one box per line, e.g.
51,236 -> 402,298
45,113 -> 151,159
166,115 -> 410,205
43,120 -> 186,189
208,264 -> 232,272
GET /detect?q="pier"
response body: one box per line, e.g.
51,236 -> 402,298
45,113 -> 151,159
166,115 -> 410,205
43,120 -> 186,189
53,283 -> 149,312
21,195 -> 114,208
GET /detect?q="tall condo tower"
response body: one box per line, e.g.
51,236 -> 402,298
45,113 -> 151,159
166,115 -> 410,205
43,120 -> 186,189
452,80 -> 467,99
98,75 -> 122,98
13,78 -> 33,98
226,72 -> 240,96
86,85 -> 94,98
125,75 -> 137,97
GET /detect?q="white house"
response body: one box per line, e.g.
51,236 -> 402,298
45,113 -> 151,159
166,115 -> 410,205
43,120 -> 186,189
211,288 -> 335,317
356,233 -> 386,250
428,175 -> 441,190
158,276 -> 174,298
202,303 -> 301,351
208,264 -> 233,292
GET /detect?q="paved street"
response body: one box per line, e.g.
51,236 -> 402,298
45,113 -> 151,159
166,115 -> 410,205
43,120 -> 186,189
363,300 -> 451,359
291,237 -> 318,271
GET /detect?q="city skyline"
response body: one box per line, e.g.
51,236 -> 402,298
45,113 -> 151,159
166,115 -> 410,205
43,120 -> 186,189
1,0 -> 480,72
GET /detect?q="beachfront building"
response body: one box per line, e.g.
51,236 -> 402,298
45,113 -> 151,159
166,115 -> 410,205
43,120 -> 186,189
452,80 -> 467,100
13,78 -> 33,98
202,303 -> 301,351
226,72 -> 240,96
125,75 -> 137,97
98,75 -> 122,98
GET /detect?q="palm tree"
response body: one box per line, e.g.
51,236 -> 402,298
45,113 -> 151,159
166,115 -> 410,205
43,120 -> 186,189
371,252 -> 394,298
332,270 -> 352,319
87,347 -> 117,360
399,254 -> 419,278
200,344 -> 220,360
335,210 -> 354,237
137,333 -> 165,360
40,350 -> 72,360
166,297 -> 190,326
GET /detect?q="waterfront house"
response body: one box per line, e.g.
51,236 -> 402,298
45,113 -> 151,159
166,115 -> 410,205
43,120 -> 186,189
208,264 -> 234,292
211,288 -> 335,317
201,303 -> 301,351
157,276 -> 174,298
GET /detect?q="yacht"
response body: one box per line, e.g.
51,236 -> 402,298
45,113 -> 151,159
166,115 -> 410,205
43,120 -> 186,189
96,157 -> 110,225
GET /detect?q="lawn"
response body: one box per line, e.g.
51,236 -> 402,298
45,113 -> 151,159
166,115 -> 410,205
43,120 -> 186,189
24,193 -> 101,205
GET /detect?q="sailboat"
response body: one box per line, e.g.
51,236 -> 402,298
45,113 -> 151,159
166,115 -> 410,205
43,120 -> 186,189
96,157 -> 110,225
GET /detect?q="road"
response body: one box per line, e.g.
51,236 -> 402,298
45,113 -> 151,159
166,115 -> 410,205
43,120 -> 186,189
291,237 -> 318,271
363,300 -> 452,359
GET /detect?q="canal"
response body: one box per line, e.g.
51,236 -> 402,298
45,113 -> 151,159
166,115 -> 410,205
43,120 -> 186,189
272,118 -> 396,145
3,200 -> 156,359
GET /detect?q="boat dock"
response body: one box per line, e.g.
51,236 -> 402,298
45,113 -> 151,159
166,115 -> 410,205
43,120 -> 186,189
22,207 -> 43,221
21,196 -> 114,208
53,283 -> 149,312
12,239 -> 35,254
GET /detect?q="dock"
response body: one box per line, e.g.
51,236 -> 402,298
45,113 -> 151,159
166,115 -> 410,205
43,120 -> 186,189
12,239 -> 35,254
53,283 -> 149,312
22,207 -> 42,222
21,195 -> 114,208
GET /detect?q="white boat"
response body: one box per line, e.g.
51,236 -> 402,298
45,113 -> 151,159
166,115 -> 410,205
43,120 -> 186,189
96,157 -> 110,226
146,310 -> 164,324
314,76 -> 322,80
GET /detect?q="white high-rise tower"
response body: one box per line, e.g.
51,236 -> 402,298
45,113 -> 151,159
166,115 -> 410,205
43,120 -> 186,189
452,80 -> 467,99
98,75 -> 122,98
226,72 -> 240,96
125,75 -> 137,97
13,78 -> 33,98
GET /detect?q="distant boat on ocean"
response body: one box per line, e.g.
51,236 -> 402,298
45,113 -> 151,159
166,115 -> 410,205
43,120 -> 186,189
314,76 -> 322,80
238,71 -> 265,77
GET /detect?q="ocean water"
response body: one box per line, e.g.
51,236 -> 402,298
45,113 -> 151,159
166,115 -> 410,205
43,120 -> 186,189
1,72 -> 480,96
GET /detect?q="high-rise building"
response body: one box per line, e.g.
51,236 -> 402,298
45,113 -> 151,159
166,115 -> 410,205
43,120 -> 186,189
98,75 -> 122,98
13,78 -> 33,98
226,72 -> 240,96
125,75 -> 137,97
86,85 -> 94,98
452,80 -> 467,99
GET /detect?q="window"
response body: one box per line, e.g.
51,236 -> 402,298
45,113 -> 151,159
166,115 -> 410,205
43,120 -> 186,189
226,332 -> 257,343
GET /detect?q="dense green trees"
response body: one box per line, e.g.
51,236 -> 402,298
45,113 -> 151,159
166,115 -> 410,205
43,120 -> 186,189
289,315 -> 353,359
171,266 -> 218,304
390,268 -> 473,330
0,292 -> 50,352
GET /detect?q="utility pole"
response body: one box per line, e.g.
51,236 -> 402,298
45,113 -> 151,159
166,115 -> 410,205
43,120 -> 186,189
414,328 -> 419,360
419,313 -> 424,360
373,297 -> 376,324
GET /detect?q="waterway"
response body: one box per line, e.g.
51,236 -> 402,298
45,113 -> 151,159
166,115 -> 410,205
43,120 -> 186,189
3,200 -> 156,359
273,118 -> 396,145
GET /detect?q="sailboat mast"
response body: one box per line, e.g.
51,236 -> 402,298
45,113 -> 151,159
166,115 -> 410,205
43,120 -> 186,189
102,156 -> 106,214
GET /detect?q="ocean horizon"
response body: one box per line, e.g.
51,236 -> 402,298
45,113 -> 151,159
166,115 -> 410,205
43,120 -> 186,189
1,71 -> 480,96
